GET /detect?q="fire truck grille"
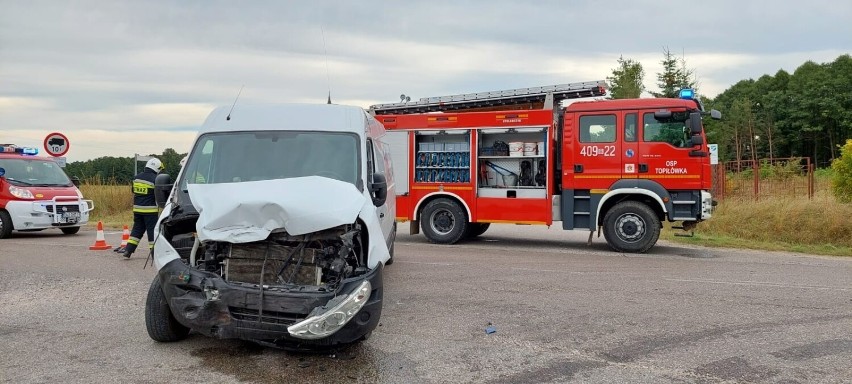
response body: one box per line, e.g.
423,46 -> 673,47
45,205 -> 81,213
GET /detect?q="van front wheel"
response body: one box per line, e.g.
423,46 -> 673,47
421,198 -> 468,244
145,277 -> 190,342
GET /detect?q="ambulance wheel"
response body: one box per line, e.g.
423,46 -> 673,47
421,198 -> 468,244
0,210 -> 12,239
61,227 -> 81,235
145,276 -> 190,342
602,201 -> 660,253
465,223 -> 490,238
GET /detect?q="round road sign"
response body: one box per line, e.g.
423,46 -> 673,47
44,132 -> 70,157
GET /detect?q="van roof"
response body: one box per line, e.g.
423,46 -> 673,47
198,103 -> 381,136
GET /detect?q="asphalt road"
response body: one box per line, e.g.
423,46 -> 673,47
1,224 -> 850,384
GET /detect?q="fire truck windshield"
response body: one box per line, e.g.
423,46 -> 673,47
180,131 -> 361,188
0,158 -> 73,187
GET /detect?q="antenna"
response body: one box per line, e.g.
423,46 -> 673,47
226,85 -> 244,121
321,26 -> 332,104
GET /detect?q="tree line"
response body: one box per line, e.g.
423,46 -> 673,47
607,49 -> 852,167
64,148 -> 186,184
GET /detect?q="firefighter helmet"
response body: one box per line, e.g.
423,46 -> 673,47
145,158 -> 163,172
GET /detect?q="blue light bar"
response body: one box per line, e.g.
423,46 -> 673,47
22,147 -> 39,155
678,88 -> 695,100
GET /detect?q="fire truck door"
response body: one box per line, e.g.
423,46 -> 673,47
621,112 -> 639,179
637,111 -> 703,190
573,113 -> 620,190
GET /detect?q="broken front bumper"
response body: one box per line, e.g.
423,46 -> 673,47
157,259 -> 383,348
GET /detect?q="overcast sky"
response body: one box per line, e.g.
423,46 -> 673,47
1,0 -> 850,162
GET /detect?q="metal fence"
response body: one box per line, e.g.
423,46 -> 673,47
711,157 -> 816,200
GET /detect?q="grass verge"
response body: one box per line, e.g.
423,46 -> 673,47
663,192 -> 852,257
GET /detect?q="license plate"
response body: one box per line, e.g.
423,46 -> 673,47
60,212 -> 81,224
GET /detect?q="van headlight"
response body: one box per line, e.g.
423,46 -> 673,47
9,185 -> 34,199
287,281 -> 371,340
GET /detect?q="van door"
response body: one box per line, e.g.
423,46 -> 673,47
367,139 -> 394,245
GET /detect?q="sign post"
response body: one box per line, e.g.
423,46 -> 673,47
708,144 -> 719,165
43,132 -> 70,157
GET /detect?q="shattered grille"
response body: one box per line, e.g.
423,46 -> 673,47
228,306 -> 302,325
226,242 -> 321,286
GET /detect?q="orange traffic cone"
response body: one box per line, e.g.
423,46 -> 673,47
89,221 -> 112,250
114,224 -> 130,252
120,225 -> 129,247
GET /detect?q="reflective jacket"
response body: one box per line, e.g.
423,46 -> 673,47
132,168 -> 158,214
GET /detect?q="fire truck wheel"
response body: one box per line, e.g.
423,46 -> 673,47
145,276 -> 190,342
602,201 -> 660,253
61,227 -> 81,235
421,198 -> 468,244
0,210 -> 13,239
465,223 -> 490,238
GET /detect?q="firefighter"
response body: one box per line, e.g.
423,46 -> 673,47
120,158 -> 163,259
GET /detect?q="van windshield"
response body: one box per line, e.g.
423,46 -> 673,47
0,158 -> 73,187
181,131 -> 361,189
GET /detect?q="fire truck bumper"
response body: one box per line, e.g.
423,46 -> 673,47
700,191 -> 713,220
4,199 -> 92,230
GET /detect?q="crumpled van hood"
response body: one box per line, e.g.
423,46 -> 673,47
188,176 -> 366,243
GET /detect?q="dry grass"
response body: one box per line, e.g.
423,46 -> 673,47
664,191 -> 852,256
79,183 -> 133,228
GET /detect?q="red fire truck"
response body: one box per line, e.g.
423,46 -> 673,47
370,81 -> 721,253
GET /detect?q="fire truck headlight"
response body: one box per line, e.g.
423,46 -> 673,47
9,185 -> 35,199
287,280 -> 371,340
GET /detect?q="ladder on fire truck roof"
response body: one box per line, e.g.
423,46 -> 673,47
368,80 -> 608,115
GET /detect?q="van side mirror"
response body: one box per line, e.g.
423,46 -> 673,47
369,173 -> 388,207
71,176 -> 81,187
689,112 -> 703,135
154,173 -> 173,208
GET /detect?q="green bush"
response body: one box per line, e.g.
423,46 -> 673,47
832,139 -> 852,203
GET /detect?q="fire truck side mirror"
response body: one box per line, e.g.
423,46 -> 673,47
689,112 -> 703,135
691,135 -> 704,146
154,173 -> 173,209
710,109 -> 722,120
369,172 -> 388,207
71,176 -> 81,187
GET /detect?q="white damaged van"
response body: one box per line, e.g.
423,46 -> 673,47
146,104 -> 396,349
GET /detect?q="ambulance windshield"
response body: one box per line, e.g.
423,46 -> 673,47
181,131 -> 361,188
0,158 -> 73,187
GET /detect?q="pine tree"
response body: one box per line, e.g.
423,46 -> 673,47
606,56 -> 645,99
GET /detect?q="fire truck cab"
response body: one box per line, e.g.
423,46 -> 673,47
0,144 -> 94,239
370,82 -> 720,253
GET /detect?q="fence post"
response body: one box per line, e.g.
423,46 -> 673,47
753,160 -> 760,200
808,160 -> 814,199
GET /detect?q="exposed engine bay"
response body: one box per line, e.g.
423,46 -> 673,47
164,214 -> 369,292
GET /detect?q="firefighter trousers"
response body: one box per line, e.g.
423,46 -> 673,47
125,212 -> 157,256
